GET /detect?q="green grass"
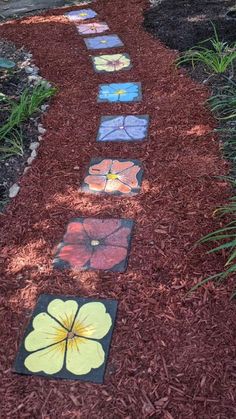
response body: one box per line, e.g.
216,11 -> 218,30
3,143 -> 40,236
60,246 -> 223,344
0,82 -> 56,158
0,82 -> 56,139
208,80 -> 236,120
176,25 -> 236,74
193,201 -> 236,299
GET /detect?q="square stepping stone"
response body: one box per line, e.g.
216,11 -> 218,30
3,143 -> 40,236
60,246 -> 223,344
53,218 -> 134,272
98,82 -> 142,103
14,294 -> 117,384
84,35 -> 124,50
76,22 -> 110,35
97,115 -> 150,142
92,53 -> 132,73
82,158 -> 143,196
65,9 -> 97,22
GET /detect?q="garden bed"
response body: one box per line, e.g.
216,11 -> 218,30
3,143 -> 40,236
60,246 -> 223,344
144,0 -> 236,52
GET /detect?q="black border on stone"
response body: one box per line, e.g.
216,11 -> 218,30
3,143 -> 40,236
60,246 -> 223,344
13,294 -> 118,384
53,218 -> 134,273
96,115 -> 150,142
84,34 -> 124,50
91,53 -> 132,73
97,82 -> 142,103
81,158 -> 143,196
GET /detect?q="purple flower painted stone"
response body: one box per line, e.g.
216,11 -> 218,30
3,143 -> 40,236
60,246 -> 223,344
84,35 -> 124,50
97,115 -> 150,142
76,22 -> 110,35
65,9 -> 97,22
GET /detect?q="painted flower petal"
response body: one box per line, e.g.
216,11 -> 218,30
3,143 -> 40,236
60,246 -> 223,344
66,337 -> 105,375
24,340 -> 66,374
72,302 -> 112,339
89,159 -> 112,175
98,127 -> 129,141
125,116 -> 148,126
64,221 -> 88,244
47,299 -> 79,331
111,160 -> 134,174
24,312 -> 67,352
57,244 -> 92,269
84,175 -> 106,192
118,166 -> 140,188
105,179 -> 131,194
104,226 -> 131,247
101,116 -> 124,128
125,125 -> 147,140
83,219 -> 121,240
91,244 -> 127,270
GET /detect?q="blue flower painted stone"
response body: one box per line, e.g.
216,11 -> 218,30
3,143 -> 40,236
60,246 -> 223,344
98,82 -> 142,103
84,35 -> 124,50
65,9 -> 97,21
97,115 -> 150,142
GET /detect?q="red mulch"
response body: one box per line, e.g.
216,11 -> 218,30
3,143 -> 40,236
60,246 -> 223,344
0,0 -> 235,417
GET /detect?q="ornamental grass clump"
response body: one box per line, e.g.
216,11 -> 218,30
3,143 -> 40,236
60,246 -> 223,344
176,25 -> 236,74
192,199 -> 236,299
208,79 -> 236,120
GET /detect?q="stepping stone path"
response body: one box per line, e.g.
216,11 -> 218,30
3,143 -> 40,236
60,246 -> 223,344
14,6 -> 150,383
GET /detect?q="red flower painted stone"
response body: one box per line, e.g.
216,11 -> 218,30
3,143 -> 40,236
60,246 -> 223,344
53,218 -> 134,272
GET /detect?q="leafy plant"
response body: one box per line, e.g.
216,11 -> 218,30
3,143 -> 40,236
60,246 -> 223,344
0,129 -> 23,158
0,82 -> 56,139
208,80 -> 236,120
192,201 -> 236,299
176,25 -> 236,74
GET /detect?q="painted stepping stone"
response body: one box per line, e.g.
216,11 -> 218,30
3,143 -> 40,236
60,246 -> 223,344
84,35 -> 124,50
82,158 -> 143,196
14,294 -> 117,384
76,22 -> 110,35
65,9 -> 97,22
92,53 -> 132,73
98,82 -> 142,103
97,115 -> 149,142
53,218 -> 134,272
0,58 -> 15,69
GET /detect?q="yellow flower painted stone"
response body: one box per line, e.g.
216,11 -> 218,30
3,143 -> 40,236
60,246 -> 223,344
14,295 -> 117,383
92,53 -> 132,73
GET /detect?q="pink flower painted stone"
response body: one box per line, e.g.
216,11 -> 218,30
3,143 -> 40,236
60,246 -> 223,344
53,218 -> 134,272
82,158 -> 143,196
76,22 -> 110,35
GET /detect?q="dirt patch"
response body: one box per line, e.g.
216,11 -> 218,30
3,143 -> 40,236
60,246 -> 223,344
0,1 -> 235,418
144,0 -> 236,52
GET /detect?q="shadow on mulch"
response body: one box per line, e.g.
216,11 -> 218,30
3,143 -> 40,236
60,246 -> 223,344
144,0 -> 236,52
0,1 -> 235,418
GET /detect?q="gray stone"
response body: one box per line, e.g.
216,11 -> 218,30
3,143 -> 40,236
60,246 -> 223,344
31,149 -> 37,158
38,125 -> 46,135
27,156 -> 34,165
9,183 -> 20,198
29,142 -> 40,151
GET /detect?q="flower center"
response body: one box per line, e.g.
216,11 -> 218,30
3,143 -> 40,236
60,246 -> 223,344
80,13 -> 87,16
115,89 -> 126,95
106,173 -> 118,180
100,40 -> 107,44
67,331 -> 75,339
91,239 -> 100,246
119,126 -> 124,129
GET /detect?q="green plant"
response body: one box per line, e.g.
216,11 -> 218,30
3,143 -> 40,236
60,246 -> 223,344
208,80 -> 236,120
0,82 -> 56,139
176,25 -> 236,74
0,129 -> 23,158
192,201 -> 236,298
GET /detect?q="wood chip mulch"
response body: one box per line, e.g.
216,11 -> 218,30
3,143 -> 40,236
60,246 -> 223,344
0,0 -> 235,417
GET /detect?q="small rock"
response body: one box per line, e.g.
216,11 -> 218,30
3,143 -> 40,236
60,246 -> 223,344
25,66 -> 35,74
74,166 -> 80,170
23,167 -> 30,175
29,142 -> 39,151
31,150 -> 37,159
28,75 -> 42,83
41,104 -> 49,112
38,136 -> 43,142
27,156 -> 34,165
38,125 -> 46,135
9,184 -> 20,198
